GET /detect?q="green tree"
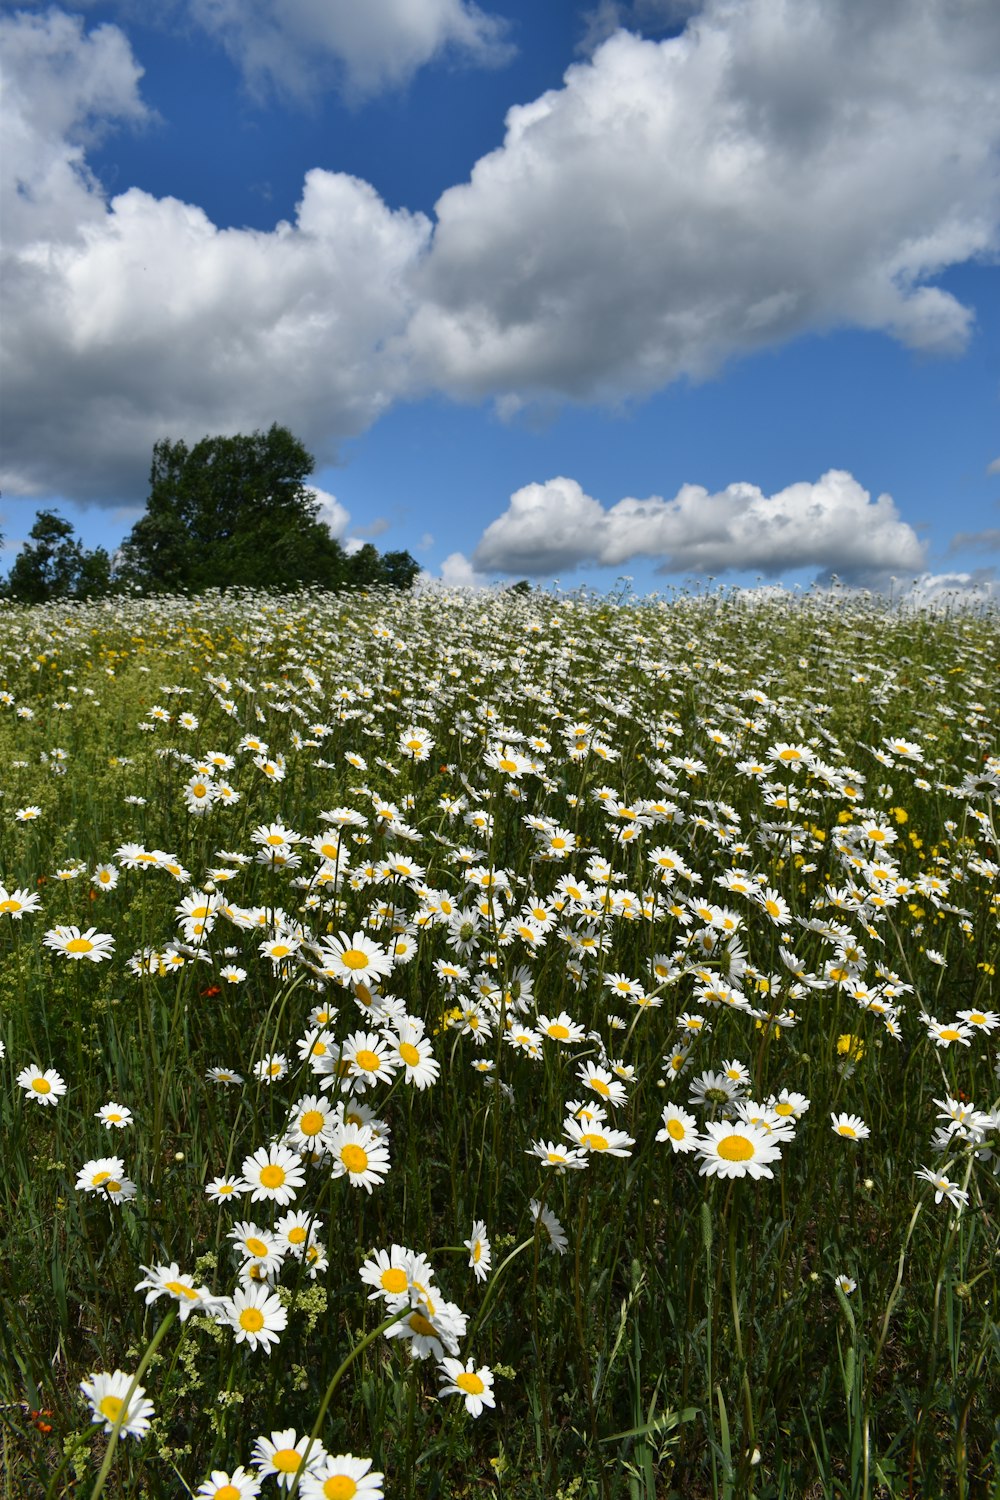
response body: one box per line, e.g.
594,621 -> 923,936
4,510 -> 112,603
119,425 -> 348,594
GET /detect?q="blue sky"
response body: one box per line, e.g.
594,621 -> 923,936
2,0 -> 998,596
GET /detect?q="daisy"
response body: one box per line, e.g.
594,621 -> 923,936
342,1030 -> 398,1091
833,1274 -> 857,1296
317,930 -> 393,987
252,1430 -> 324,1489
80,1370 -> 154,1440
831,1112 -> 871,1142
925,1016 -> 974,1048
241,1144 -> 306,1206
385,1298 -> 467,1361
196,1469 -> 262,1500
135,1263 -> 219,1321
359,1245 -> 430,1304
253,1054 -> 289,1085
464,1220 -> 492,1283
536,1012 -> 586,1045
17,1064 -> 66,1105
576,1061 -> 628,1108
527,1139 -> 588,1171
329,1121 -> 391,1192
563,1117 -> 635,1157
96,1101 -> 133,1129
915,1165 -> 970,1210
0,884 -> 42,917
76,1156 -> 128,1195
300,1453 -> 385,1499
275,1210 -> 320,1258
696,1121 -> 782,1180
438,1358 -> 496,1418
529,1198 -> 568,1255
222,1285 -> 287,1353
655,1103 -> 700,1153
43,925 -> 115,962
207,1067 -> 245,1087
286,1095 -> 336,1153
956,1008 -> 1000,1033
228,1222 -> 283,1274
386,1020 -> 440,1090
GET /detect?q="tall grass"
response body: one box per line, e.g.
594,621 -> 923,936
0,582 -> 997,1499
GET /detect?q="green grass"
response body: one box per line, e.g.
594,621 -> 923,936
0,582 -> 997,1499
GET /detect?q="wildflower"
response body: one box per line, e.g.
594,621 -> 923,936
80,1370 -> 154,1439
329,1121 -> 391,1192
957,1007 -> 999,1032
688,1070 -> 742,1110
17,1064 -> 66,1105
831,1112 -> 871,1142
529,1198 -> 568,1254
43,925 -> 115,962
208,1066 -> 245,1086
196,1469 -> 262,1500
464,1220 -> 491,1282
438,1358 -> 496,1417
656,1103 -> 700,1153
286,1095 -> 336,1153
222,1285 -> 288,1353
576,1061 -> 628,1107
527,1139 -> 588,1171
360,1245 -> 430,1303
386,1021 -> 440,1090
300,1454 -> 384,1499
242,1144 -> 307,1206
833,1274 -> 857,1296
135,1263 -> 220,1321
0,884 -> 43,917
915,1165 -> 970,1210
15,805 -> 42,821
275,1210 -> 320,1257
536,1012 -> 586,1045
252,1430 -> 324,1488
76,1157 -> 129,1197
563,1116 -> 635,1157
253,1054 -> 289,1085
206,1175 -> 246,1204
385,1298 -> 467,1360
925,1016 -> 973,1048
343,1030 -> 398,1091
318,930 -> 394,986
696,1121 -> 782,1180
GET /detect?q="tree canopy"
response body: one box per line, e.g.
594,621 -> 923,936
3,426 -> 419,601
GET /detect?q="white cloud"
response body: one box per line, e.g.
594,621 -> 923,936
410,0 -> 1000,399
187,0 -> 513,100
1,6 -> 432,501
3,1 -> 1000,508
472,470 -> 927,580
308,485 -> 350,541
438,550 -> 492,587
987,458 -> 1000,476
902,570 -> 998,605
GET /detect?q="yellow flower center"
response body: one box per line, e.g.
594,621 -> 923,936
340,1144 -> 369,1174
270,944 -> 291,958
300,1110 -> 325,1136
215,1487 -> 241,1500
239,1307 -> 265,1333
399,1042 -> 421,1066
778,748 -> 801,761
245,1236 -> 269,1258
457,1371 -> 485,1395
939,1028 -> 960,1041
0,899 -> 19,912
547,1023 -> 570,1039
322,1476 -> 358,1500
272,1447 -> 303,1473
581,1132 -> 608,1151
355,1048 -> 381,1072
98,1395 -> 124,1422
341,949 -> 369,970
92,1171 -> 111,1186
667,1118 -> 685,1141
259,1164 -> 286,1190
266,833 -> 284,845
837,1125 -> 857,1138
164,1280 -> 199,1300
66,937 -> 94,954
31,1078 -> 51,1093
380,1266 -> 408,1294
588,1077 -> 610,1097
192,784 -> 207,798
969,1013 -> 985,1025
288,1226 -> 307,1245
774,1102 -> 794,1116
408,1311 -> 437,1337
717,1134 -> 755,1162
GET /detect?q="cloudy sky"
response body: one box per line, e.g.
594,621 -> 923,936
2,0 -> 999,593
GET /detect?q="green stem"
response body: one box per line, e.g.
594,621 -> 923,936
88,1308 -> 177,1500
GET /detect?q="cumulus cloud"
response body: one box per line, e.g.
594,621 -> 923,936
437,550 -> 492,587
472,470 -> 927,581
186,0 -> 513,101
308,485 -> 351,541
3,1 -> 1000,507
410,0 -> 1000,399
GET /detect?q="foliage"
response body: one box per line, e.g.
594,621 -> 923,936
3,509 -> 112,604
0,583 -> 997,1500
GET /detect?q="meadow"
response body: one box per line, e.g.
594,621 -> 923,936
0,581 -> 997,1500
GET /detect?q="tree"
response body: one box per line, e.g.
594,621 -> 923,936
119,425 -> 348,594
4,510 -> 112,603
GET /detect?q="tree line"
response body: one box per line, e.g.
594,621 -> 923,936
1,426 -> 420,603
